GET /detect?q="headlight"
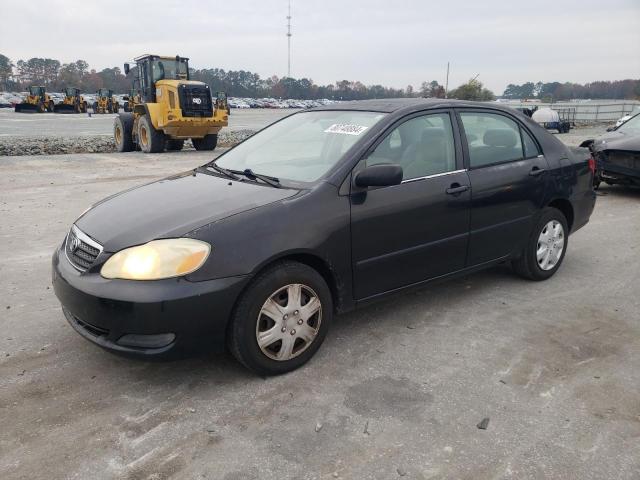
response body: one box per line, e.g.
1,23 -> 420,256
100,238 -> 211,280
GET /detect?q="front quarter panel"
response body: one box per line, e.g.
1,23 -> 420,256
185,182 -> 354,309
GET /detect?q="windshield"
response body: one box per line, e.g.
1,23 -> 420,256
29,86 -> 40,95
617,113 -> 640,135
65,88 -> 76,96
151,59 -> 189,82
215,111 -> 386,183
99,89 -> 110,97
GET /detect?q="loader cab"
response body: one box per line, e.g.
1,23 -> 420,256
98,88 -> 113,98
29,86 -> 45,98
65,87 -> 80,98
125,55 -> 190,103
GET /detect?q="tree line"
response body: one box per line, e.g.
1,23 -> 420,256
2,53 -> 637,101
503,80 -> 640,101
0,53 -> 484,100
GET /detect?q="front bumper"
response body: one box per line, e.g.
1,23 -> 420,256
52,246 -> 249,356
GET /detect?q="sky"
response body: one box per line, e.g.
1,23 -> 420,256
1,0 -> 639,94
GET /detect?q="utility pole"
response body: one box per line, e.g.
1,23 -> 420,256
286,0 -> 292,78
445,62 -> 450,98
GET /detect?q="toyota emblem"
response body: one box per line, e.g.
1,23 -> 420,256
192,98 -> 202,105
69,234 -> 80,252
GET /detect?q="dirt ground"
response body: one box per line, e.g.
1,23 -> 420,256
0,126 -> 639,479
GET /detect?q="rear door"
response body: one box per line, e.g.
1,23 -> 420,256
350,110 -> 471,299
456,109 -> 548,266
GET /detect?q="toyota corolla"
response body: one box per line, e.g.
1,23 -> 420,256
52,99 -> 596,375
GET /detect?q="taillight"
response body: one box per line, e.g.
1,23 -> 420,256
588,156 -> 596,174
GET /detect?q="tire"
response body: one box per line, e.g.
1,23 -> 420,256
114,113 -> 134,152
191,134 -> 218,151
93,102 -> 99,113
228,261 -> 333,375
37,102 -> 45,113
137,114 -> 165,153
47,101 -> 54,113
166,139 -> 184,151
512,207 -> 569,281
113,103 -> 119,114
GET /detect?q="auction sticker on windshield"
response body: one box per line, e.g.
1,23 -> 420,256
324,124 -> 369,135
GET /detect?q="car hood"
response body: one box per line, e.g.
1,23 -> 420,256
591,130 -> 640,153
76,169 -> 299,252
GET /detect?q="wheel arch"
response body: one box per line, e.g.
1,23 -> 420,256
547,198 -> 574,232
237,251 -> 344,315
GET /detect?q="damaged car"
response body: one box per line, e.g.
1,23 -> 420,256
581,113 -> 640,188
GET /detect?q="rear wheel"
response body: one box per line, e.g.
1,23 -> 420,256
114,113 -> 134,152
37,101 -> 45,113
137,114 -> 165,153
166,139 -> 184,151
512,207 -> 568,281
191,134 -> 218,151
228,261 -> 332,375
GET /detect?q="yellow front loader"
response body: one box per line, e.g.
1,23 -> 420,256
54,87 -> 87,113
15,86 -> 55,113
93,89 -> 119,114
114,54 -> 228,153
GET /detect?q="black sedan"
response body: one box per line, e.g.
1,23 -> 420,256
52,99 -> 596,375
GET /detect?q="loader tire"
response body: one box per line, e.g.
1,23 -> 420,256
114,113 -> 135,152
93,102 -> 99,113
47,101 -> 54,112
37,102 -> 45,113
192,134 -> 218,151
137,114 -> 165,153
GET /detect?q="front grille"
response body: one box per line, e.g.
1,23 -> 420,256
65,225 -> 103,272
178,84 -> 213,117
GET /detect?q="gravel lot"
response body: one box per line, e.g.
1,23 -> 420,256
0,108 -> 297,156
0,126 -> 639,479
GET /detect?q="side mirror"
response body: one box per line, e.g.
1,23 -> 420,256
354,164 -> 403,188
124,63 -> 130,75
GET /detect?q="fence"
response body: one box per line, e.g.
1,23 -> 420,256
502,100 -> 640,124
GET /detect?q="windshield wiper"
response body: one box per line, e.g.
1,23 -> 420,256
205,162 -> 241,181
234,168 -> 281,188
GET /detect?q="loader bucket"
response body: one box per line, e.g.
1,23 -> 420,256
53,103 -> 78,114
15,103 -> 40,113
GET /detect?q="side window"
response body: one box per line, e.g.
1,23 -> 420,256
460,112 -> 524,168
521,128 -> 541,158
367,113 -> 456,180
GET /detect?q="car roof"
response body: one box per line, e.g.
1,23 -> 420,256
313,98 -> 515,114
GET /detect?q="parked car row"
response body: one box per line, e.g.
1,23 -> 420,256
227,97 -> 339,109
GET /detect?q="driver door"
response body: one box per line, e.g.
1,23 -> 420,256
350,111 -> 471,300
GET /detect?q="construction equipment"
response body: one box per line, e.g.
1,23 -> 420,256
14,86 -> 55,113
123,88 -> 139,112
53,87 -> 88,113
114,54 -> 228,153
93,89 -> 120,114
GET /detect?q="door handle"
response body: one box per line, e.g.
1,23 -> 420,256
529,166 -> 546,176
445,184 -> 469,195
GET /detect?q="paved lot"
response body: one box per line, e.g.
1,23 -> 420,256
1,138 -> 639,479
0,108 -> 296,137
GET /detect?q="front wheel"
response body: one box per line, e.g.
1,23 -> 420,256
137,114 -> 165,153
228,261 -> 333,375
191,134 -> 218,151
114,113 -> 134,152
512,207 -> 568,281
